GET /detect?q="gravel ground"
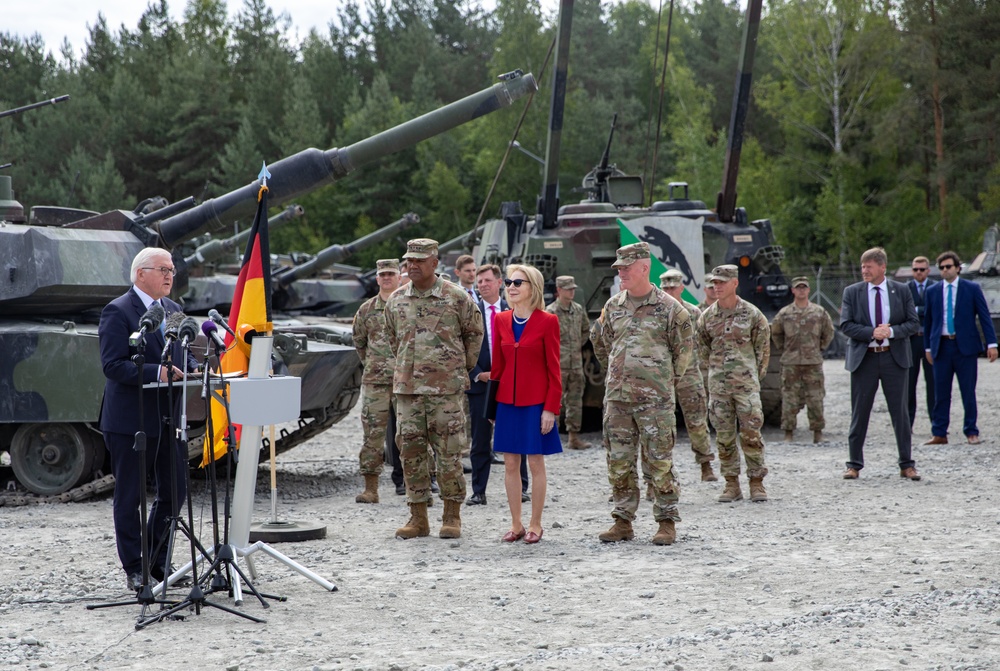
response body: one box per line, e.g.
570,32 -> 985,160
2,360 -> 999,671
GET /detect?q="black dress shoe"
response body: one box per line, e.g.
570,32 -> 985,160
395,482 -> 406,495
466,492 -> 487,506
126,572 -> 144,592
521,490 -> 531,503
490,452 -> 505,465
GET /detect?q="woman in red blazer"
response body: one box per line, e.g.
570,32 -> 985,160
491,263 -> 562,544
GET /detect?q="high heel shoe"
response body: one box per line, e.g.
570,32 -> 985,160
502,528 -> 526,543
524,529 -> 543,544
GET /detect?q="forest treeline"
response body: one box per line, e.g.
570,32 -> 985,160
1,0 -> 998,270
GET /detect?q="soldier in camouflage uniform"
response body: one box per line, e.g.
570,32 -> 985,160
659,269 -> 717,482
697,264 -> 771,503
385,238 -> 484,539
770,276 -> 835,444
591,242 -> 694,546
352,259 -> 403,503
545,275 -> 591,450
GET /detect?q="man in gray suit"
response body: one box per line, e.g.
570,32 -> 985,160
840,247 -> 921,481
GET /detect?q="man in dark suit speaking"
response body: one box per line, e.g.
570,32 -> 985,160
840,247 -> 921,481
923,251 -> 998,445
98,248 -> 196,591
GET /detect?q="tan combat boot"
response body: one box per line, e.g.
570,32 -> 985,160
355,474 -> 380,504
439,500 -> 462,539
717,476 -> 743,503
784,430 -> 794,443
568,432 -> 590,450
700,462 -> 718,482
749,477 -> 768,502
813,430 -> 823,444
651,519 -> 676,546
598,517 -> 634,542
395,503 -> 430,539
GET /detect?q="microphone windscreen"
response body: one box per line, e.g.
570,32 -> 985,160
238,323 -> 257,344
164,311 -> 185,335
201,320 -> 219,336
140,302 -> 165,330
178,317 -> 200,342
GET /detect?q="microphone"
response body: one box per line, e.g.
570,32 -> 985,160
178,316 -> 200,347
208,309 -> 237,338
238,323 -> 258,345
129,302 -> 165,347
201,319 -> 227,350
163,311 -> 185,344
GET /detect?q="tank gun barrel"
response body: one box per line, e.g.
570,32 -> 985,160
0,95 -> 70,120
440,225 -> 486,255
276,212 -> 419,286
184,205 -> 305,269
156,72 -> 537,248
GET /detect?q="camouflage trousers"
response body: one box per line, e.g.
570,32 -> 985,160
561,368 -> 585,433
359,383 -> 393,476
396,393 -> 467,504
708,391 -> 768,479
780,364 -> 826,431
462,392 -> 472,456
676,368 -> 715,464
604,399 -> 680,523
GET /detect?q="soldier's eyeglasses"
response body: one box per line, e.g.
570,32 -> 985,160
938,263 -> 955,270
503,279 -> 530,287
912,267 -> 928,272
142,266 -> 176,277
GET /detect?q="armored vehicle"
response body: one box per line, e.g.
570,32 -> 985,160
469,0 -> 790,423
963,223 -> 1000,335
0,71 -> 537,497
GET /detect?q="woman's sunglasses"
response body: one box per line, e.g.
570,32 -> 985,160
503,278 -> 530,288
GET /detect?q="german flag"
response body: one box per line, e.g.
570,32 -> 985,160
202,164 -> 273,466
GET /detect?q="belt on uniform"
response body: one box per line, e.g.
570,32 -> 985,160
868,346 -> 891,353
942,334 -> 956,339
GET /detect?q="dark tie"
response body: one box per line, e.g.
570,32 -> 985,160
873,287 -> 884,345
917,282 -> 923,298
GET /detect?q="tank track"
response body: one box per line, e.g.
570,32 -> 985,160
1,367 -> 363,507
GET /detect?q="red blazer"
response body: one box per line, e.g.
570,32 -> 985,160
490,309 -> 562,413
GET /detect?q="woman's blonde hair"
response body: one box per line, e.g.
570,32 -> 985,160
505,263 -> 546,312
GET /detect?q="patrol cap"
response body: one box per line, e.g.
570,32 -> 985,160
611,242 -> 651,268
659,269 -> 684,287
709,264 -> 739,282
402,238 -> 439,259
792,276 -> 810,288
704,273 -> 716,285
376,258 -> 400,273
555,275 -> 578,289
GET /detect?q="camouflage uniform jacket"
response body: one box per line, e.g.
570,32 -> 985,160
545,299 -> 590,372
385,276 -> 484,395
593,288 -> 694,403
697,297 -> 770,394
770,302 -> 835,365
352,294 -> 395,385
679,300 -> 703,369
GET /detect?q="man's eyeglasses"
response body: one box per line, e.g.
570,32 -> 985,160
912,267 -> 928,272
503,278 -> 530,288
142,266 -> 177,277
938,263 -> 955,270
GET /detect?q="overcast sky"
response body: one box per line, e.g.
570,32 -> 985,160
6,0 -> 569,61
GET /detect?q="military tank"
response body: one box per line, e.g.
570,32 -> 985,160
0,71 -> 538,498
963,223 -> 1000,335
468,0 -> 790,424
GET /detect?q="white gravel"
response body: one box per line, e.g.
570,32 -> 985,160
2,360 -> 999,671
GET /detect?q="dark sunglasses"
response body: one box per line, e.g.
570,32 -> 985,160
938,263 -> 955,270
503,278 -> 530,287
911,267 -> 928,272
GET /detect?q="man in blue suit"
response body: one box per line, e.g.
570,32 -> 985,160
840,247 -> 921,480
923,251 -> 998,445
98,248 -> 197,591
906,256 -> 936,429
465,264 -> 527,505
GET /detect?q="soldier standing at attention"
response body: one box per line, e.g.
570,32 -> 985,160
700,274 -> 718,310
770,276 -> 835,444
659,269 -> 718,482
385,239 -> 484,539
545,275 -> 591,450
592,242 -> 694,546
352,259 -> 404,503
698,264 -> 771,503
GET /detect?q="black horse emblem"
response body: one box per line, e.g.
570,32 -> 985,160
638,226 -> 701,290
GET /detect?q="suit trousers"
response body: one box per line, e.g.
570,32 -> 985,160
907,333 -> 934,429
930,338 -> 979,437
847,350 -> 914,471
105,430 -> 186,575
468,392 -> 528,496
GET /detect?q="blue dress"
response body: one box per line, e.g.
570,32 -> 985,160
492,319 -> 563,456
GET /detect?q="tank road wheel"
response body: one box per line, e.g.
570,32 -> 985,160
10,423 -> 99,496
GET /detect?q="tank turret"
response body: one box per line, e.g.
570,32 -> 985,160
182,204 -> 306,274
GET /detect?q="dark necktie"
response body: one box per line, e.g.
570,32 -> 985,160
873,286 -> 884,345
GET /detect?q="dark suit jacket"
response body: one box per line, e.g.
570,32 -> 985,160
490,310 -> 562,413
840,279 -> 920,372
98,288 -> 193,437
908,278 -> 936,335
467,298 -> 509,395
924,278 -> 998,359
